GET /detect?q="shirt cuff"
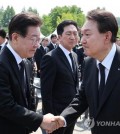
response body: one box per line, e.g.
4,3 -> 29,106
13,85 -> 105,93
61,116 -> 67,127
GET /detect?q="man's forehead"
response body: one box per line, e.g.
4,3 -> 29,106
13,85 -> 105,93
81,21 -> 97,32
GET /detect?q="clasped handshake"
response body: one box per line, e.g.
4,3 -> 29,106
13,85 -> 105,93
40,113 -> 65,133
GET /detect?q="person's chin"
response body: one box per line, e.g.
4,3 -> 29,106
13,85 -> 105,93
31,51 -> 36,55
28,54 -> 34,58
84,51 -> 89,56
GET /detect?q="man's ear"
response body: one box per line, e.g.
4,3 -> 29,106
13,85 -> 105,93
11,33 -> 20,43
105,31 -> 112,42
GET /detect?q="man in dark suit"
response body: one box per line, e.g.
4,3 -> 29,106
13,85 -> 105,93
0,29 -> 8,52
53,9 -> 120,134
0,12 -> 57,134
40,20 -> 79,134
47,34 -> 58,51
34,37 -> 49,77
73,44 -> 85,81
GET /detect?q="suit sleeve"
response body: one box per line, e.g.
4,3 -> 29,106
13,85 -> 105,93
61,64 -> 88,126
40,54 -> 56,114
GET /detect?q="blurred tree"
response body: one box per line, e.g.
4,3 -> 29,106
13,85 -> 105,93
40,15 -> 52,36
2,6 -> 15,27
21,7 -> 27,13
0,6 -> 4,28
117,27 -> 120,38
116,17 -> 120,27
27,7 -> 39,15
41,5 -> 85,36
0,5 -> 120,38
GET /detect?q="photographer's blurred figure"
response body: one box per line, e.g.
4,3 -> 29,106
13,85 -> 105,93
34,37 -> 49,77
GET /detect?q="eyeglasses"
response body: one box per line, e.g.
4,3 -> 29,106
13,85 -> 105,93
25,36 -> 40,45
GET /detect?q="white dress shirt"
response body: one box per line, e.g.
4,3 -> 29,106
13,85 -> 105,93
7,43 -> 23,68
59,44 -> 73,69
96,43 -> 116,84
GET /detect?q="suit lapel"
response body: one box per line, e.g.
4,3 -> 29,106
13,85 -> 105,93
40,46 -> 46,55
49,43 -> 54,50
4,47 -> 28,105
72,52 -> 79,81
57,47 -> 72,72
96,47 -> 120,117
57,47 -> 76,80
4,47 -> 22,87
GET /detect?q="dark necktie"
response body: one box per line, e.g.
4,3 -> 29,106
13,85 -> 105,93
69,53 -> 76,73
19,61 -> 25,88
0,46 -> 2,51
19,61 -> 28,97
98,63 -> 105,101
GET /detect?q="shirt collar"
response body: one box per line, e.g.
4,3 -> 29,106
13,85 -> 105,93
7,43 -> 23,65
96,43 -> 116,70
59,44 -> 72,56
0,39 -> 7,48
51,42 -> 56,47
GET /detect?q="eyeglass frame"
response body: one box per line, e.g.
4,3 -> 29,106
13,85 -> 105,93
18,33 -> 41,46
25,35 -> 41,45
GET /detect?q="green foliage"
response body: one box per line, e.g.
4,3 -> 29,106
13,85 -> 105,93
117,27 -> 120,38
21,7 -> 39,15
116,17 -> 120,27
1,6 -> 15,28
40,15 -> 53,36
1,5 -> 119,38
41,5 -> 85,36
0,6 -> 39,33
0,6 -> 4,28
27,7 -> 39,15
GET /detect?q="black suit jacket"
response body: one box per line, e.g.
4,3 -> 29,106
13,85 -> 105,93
47,42 -> 55,51
34,45 -> 46,77
40,46 -> 79,115
61,45 -> 120,134
0,46 -> 43,134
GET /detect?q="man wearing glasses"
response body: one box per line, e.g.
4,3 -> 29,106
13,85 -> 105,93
0,12 -> 57,134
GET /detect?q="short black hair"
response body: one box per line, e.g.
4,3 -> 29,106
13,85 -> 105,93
86,9 -> 118,42
8,12 -> 42,40
57,20 -> 78,35
0,29 -> 6,38
50,34 -> 57,39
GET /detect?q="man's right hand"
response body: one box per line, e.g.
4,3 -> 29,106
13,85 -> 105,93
53,116 -> 65,127
40,113 -> 59,133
